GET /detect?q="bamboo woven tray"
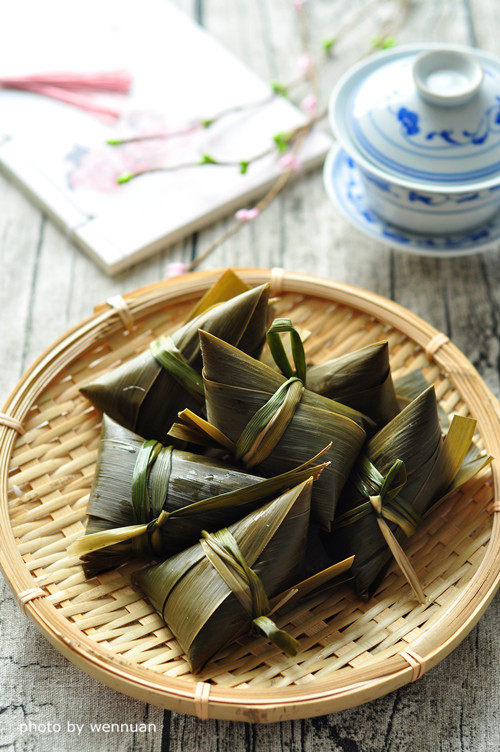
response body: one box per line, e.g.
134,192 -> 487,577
0,268 -> 498,723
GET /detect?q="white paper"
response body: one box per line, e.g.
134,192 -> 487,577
0,0 -> 331,273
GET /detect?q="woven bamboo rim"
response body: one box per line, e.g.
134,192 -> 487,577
0,267 -> 498,723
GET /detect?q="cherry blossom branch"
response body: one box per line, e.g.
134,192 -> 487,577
117,145 -> 275,183
107,92 -> 278,146
115,112 -> 326,184
178,0 -> 410,275
108,0 -> 400,148
107,77 -> 314,147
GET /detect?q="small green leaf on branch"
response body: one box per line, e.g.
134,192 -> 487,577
273,132 -> 292,153
322,37 -> 337,54
199,153 -> 217,165
371,35 -> 396,50
271,80 -> 289,97
117,171 -> 133,184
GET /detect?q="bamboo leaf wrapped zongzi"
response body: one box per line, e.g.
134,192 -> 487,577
323,386 -> 491,599
80,271 -> 271,442
262,321 -> 399,427
134,478 -> 313,673
181,331 -> 372,531
71,416 -> 326,576
306,341 -> 400,427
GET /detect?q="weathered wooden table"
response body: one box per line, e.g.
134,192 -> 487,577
0,1 -> 498,750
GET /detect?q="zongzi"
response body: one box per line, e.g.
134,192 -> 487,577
80,271 -> 271,442
135,478 -> 313,673
177,331 -> 371,531
307,341 -> 400,427
324,386 -> 491,599
71,416 -> 326,576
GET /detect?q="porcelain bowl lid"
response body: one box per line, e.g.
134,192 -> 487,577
330,43 -> 500,192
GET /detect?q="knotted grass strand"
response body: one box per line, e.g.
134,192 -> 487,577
199,330 -> 368,530
307,341 -> 400,427
80,276 -> 271,442
135,479 -> 313,673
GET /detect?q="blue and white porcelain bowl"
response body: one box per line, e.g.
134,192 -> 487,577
329,44 -> 500,235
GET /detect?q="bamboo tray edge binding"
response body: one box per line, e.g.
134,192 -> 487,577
0,267 -> 498,723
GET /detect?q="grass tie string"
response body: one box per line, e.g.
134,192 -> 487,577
69,441 -> 174,557
200,528 -> 300,656
266,318 -> 307,384
235,377 -> 304,468
130,441 -> 174,555
334,459 -> 427,603
150,336 -> 205,402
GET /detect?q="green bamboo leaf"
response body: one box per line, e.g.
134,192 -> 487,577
150,337 -> 205,402
253,616 -> 300,656
307,341 -> 399,427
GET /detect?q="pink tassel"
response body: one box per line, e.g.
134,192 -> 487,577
0,70 -> 131,119
0,70 -> 131,92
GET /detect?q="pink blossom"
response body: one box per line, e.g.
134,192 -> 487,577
298,53 -> 313,75
235,207 -> 260,221
166,261 -> 188,278
294,0 -> 306,11
300,93 -> 317,113
279,153 -> 302,172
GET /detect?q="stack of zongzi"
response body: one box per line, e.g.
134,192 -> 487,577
70,273 -> 492,673
80,270 -> 272,442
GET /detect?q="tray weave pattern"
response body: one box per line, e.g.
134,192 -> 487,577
1,269 -> 497,719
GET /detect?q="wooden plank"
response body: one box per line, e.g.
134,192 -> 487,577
0,174 -> 44,394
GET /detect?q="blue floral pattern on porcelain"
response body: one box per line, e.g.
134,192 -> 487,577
394,97 -> 500,146
352,150 -> 499,234
323,147 -> 500,256
358,166 -> 498,208
345,166 -> 494,248
397,107 -> 420,135
330,45 -> 500,188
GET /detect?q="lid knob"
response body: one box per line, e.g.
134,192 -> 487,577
413,49 -> 484,108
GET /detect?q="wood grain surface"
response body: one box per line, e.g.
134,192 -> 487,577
0,1 -> 498,750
